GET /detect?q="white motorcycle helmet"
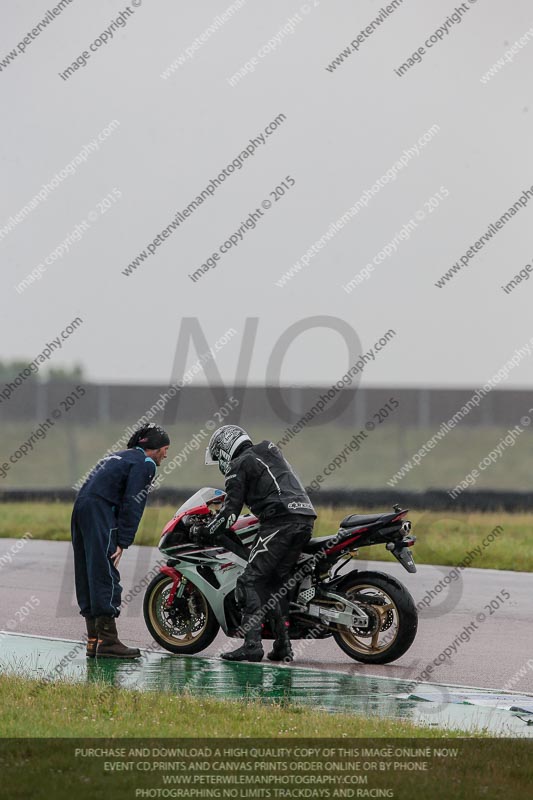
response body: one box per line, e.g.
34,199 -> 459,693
205,425 -> 251,475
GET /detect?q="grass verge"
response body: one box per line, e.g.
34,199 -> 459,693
0,673 -> 468,738
0,676 -> 532,800
0,503 -> 531,571
2,421 -> 533,491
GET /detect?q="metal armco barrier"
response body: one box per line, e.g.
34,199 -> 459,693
0,381 -> 532,429
1,488 -> 532,512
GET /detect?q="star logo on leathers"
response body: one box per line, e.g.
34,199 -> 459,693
248,530 -> 279,563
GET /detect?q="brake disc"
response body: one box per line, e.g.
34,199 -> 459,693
351,594 -> 394,635
378,606 -> 394,631
161,596 -> 194,634
351,605 -> 380,637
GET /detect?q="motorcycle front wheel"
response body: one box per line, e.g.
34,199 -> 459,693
143,573 -> 220,654
332,571 -> 418,664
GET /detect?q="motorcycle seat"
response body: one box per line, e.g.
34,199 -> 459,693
302,535 -> 341,553
339,513 -> 385,528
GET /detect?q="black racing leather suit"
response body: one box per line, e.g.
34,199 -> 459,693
205,440 -> 316,536
205,440 -> 316,638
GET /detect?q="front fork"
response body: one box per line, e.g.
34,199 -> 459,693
160,565 -> 187,608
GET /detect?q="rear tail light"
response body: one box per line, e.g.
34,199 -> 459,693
391,511 -> 408,523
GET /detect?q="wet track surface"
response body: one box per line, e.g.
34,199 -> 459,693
1,538 -> 532,703
1,632 -> 532,737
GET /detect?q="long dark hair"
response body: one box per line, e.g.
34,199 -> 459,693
127,424 -> 170,450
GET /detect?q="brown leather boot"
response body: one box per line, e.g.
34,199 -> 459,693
95,616 -> 141,658
85,617 -> 97,658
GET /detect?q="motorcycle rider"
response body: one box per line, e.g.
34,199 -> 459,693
196,425 -> 316,663
71,423 -> 170,658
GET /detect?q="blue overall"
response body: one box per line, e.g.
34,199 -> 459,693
71,447 -> 156,618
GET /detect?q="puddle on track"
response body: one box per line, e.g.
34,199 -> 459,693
1,633 -> 532,737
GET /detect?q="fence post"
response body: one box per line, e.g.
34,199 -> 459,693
36,380 -> 48,421
98,384 -> 111,423
418,388 -> 430,428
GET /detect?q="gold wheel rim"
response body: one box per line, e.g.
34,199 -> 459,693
148,577 -> 208,648
338,583 -> 399,656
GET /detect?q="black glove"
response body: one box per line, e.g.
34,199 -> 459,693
190,524 -> 212,545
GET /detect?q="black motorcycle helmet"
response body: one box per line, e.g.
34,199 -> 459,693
205,425 -> 252,475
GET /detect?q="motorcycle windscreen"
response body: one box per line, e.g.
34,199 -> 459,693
174,487 -> 226,517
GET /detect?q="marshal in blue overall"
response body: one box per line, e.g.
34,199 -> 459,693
71,424 -> 170,658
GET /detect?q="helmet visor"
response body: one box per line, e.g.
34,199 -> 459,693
205,447 -> 218,466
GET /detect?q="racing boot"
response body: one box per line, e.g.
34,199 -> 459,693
85,616 -> 97,658
267,617 -> 294,663
221,630 -> 264,662
95,616 -> 141,659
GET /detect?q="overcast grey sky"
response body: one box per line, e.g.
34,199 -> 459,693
2,0 -> 533,387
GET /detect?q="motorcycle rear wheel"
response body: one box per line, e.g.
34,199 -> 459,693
143,573 -> 220,654
332,571 -> 418,664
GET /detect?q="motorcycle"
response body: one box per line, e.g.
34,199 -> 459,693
143,487 -> 418,664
